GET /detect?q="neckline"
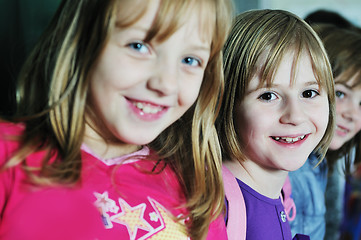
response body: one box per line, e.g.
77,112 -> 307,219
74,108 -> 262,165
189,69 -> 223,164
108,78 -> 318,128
81,143 -> 150,166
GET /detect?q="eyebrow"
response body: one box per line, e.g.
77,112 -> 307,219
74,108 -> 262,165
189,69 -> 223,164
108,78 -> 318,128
263,80 -> 319,88
115,24 -> 211,51
246,80 -> 320,94
302,81 -> 320,87
188,45 -> 211,53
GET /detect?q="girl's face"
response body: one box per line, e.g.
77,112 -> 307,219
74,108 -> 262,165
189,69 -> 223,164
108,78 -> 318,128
235,51 -> 329,172
329,73 -> 361,150
87,0 -> 211,151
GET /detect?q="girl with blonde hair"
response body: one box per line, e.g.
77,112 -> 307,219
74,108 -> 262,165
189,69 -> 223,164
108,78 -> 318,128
217,9 -> 335,239
0,0 -> 233,239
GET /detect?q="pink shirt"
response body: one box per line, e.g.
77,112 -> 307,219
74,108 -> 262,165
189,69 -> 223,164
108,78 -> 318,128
0,122 -> 226,239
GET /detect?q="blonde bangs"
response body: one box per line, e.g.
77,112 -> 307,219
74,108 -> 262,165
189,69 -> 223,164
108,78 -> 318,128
145,0 -> 217,51
114,0 -> 222,58
114,0 -> 147,28
256,19 -> 330,90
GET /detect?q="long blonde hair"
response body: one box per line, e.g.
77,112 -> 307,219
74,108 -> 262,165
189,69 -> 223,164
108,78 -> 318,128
217,9 -> 335,163
148,1 -> 233,238
4,0 -> 233,239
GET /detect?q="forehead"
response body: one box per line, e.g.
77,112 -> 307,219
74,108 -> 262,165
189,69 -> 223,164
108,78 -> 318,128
115,0 -> 215,44
335,70 -> 361,89
250,49 -> 316,89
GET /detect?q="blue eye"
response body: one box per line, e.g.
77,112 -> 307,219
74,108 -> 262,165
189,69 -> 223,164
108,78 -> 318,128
128,42 -> 149,54
258,92 -> 277,102
182,57 -> 201,67
335,90 -> 345,99
302,89 -> 319,98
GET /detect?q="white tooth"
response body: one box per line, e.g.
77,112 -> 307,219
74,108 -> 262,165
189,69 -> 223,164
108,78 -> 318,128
275,137 -> 280,141
150,108 -> 158,114
292,137 -> 298,142
136,102 -> 144,109
143,106 -> 152,113
286,137 -> 292,142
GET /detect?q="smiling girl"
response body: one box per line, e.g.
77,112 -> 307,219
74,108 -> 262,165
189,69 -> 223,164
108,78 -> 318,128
216,9 -> 335,239
0,0 -> 233,239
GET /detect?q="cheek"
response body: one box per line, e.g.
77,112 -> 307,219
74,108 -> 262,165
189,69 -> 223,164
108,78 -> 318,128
318,107 -> 330,134
89,76 -> 114,109
335,99 -> 346,116
355,116 -> 361,133
312,98 -> 330,131
235,107 -> 266,141
179,78 -> 204,108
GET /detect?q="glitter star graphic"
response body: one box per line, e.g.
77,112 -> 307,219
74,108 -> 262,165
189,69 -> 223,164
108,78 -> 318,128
146,198 -> 189,240
94,191 -> 119,213
110,199 -> 153,240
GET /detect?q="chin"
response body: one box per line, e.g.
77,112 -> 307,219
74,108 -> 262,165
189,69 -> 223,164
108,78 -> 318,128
285,158 -> 308,172
287,165 -> 304,172
329,141 -> 343,151
120,134 -> 157,146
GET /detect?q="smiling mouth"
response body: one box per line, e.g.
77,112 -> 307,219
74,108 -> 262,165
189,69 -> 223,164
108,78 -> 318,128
336,125 -> 349,134
132,101 -> 165,114
271,135 -> 306,144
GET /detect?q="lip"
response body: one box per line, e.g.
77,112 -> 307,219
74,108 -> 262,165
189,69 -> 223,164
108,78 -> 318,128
334,124 -> 349,137
126,97 -> 169,121
270,134 -> 309,148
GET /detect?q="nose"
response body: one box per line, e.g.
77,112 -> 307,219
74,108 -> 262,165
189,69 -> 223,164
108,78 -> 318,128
341,100 -> 359,122
279,97 -> 306,125
147,61 -> 178,96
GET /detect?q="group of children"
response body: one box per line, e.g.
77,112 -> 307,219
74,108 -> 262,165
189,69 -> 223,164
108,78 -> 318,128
0,0 -> 359,239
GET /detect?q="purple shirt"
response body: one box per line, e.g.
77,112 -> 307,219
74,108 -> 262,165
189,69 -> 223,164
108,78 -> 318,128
237,178 -> 293,240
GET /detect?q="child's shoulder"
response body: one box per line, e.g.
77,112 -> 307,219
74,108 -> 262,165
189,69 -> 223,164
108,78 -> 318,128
0,121 -> 25,137
0,121 -> 24,161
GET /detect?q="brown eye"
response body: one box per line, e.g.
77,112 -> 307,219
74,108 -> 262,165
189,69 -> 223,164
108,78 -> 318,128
302,90 -> 319,98
258,92 -> 276,101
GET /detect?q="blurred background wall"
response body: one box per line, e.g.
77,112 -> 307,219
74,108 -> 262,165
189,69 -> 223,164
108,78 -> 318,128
0,0 -> 360,117
235,0 -> 361,26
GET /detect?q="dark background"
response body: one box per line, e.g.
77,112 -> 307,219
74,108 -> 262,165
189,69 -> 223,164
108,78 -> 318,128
0,0 -> 60,117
